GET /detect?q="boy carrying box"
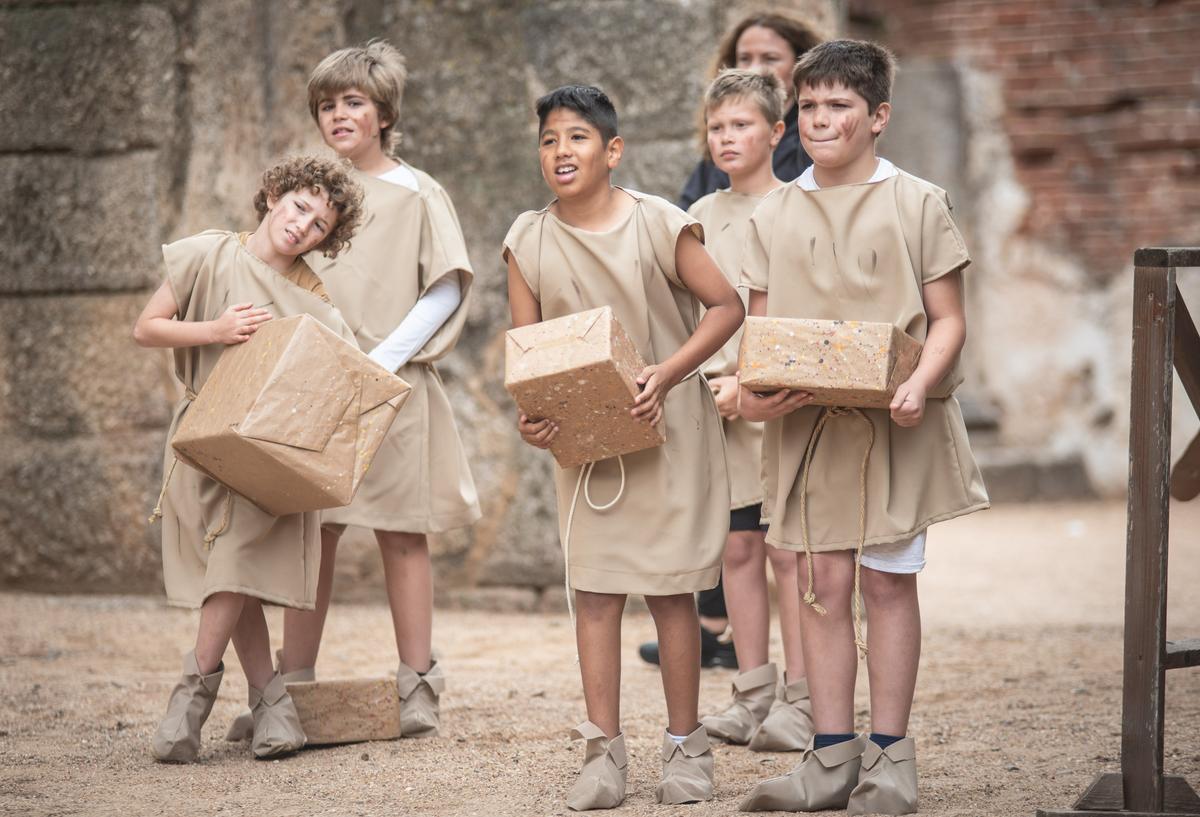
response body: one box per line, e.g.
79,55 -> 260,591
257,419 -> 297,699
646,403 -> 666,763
688,69 -> 812,752
134,156 -> 363,762
504,85 -> 744,809
736,41 -> 989,815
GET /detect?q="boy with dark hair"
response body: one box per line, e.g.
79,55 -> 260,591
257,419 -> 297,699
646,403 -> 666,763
505,83 -> 744,809
737,40 -> 989,815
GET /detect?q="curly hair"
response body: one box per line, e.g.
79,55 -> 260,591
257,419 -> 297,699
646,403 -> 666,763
252,156 -> 364,258
308,40 -> 408,156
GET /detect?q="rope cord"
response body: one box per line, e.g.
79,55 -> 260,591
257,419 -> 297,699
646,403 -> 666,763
562,455 -> 626,647
797,406 -> 876,659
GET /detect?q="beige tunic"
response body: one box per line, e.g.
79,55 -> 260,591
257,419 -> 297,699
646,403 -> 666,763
742,170 -> 990,552
309,165 -> 481,533
159,230 -> 358,609
503,190 -> 729,595
688,189 -> 767,510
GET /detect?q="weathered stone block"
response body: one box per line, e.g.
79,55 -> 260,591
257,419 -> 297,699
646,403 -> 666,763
0,153 -> 165,293
0,294 -> 172,437
0,430 -> 165,592
0,4 -> 177,153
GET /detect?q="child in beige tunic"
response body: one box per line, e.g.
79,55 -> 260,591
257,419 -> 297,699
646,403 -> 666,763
738,42 -> 989,815
134,156 -> 363,763
268,42 -> 480,739
504,85 -> 744,809
689,70 -> 812,753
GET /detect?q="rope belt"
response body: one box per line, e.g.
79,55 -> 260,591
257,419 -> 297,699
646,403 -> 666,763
797,406 -> 876,659
147,386 -> 232,550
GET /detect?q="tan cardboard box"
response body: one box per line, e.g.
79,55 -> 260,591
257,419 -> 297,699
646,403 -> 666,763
172,314 -> 411,515
505,306 -> 666,469
738,317 -> 922,409
287,677 -> 402,745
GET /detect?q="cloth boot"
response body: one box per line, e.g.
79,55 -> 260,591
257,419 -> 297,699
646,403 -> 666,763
248,672 -> 306,758
565,721 -> 627,811
397,657 -> 445,738
739,734 -> 866,812
847,736 -> 918,815
656,724 -> 715,805
700,662 -> 778,745
151,650 -> 224,763
226,649 -> 313,741
748,674 -> 815,752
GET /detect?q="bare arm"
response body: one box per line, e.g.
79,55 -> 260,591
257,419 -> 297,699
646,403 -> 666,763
506,253 -> 558,449
132,280 -> 272,349
631,229 -> 744,425
738,288 -> 812,422
890,269 -> 966,427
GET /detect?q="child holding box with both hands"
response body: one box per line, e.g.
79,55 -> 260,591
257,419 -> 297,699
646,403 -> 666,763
504,85 -> 743,810
737,40 -> 989,815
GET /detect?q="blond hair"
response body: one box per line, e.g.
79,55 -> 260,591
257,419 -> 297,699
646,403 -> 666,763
307,40 -> 407,155
705,68 -> 786,128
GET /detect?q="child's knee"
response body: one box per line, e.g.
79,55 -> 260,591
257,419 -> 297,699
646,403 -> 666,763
724,531 -> 764,570
575,590 -> 627,617
376,530 -> 428,557
766,544 -> 798,577
644,592 -> 697,617
861,568 -> 917,607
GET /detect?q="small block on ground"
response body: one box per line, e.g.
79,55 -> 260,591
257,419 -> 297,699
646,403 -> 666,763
287,677 -> 401,745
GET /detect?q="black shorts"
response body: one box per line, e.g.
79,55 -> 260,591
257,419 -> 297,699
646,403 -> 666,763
730,503 -> 769,532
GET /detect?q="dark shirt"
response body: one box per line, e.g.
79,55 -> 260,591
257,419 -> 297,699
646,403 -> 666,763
676,103 -> 810,210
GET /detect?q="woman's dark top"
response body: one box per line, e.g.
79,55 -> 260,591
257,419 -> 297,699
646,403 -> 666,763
676,103 -> 810,210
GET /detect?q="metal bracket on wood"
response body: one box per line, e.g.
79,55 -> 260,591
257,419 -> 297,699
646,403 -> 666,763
1037,248 -> 1200,817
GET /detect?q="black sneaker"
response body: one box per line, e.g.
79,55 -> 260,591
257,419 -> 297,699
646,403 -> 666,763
638,625 -> 738,669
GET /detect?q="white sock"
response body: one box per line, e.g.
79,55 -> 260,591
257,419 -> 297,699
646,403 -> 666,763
667,731 -> 687,745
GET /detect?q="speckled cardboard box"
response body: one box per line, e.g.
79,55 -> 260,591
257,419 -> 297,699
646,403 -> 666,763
505,306 -> 666,469
287,677 -> 402,745
738,317 -> 923,409
172,315 -> 411,515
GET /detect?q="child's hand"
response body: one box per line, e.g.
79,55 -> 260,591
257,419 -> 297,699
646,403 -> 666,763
890,379 -> 927,427
738,386 -> 813,422
709,375 -> 741,420
210,303 -> 272,345
518,413 -> 558,449
632,364 -> 679,427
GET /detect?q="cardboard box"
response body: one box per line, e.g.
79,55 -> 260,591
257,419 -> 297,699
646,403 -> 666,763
505,306 -> 666,468
738,317 -> 922,409
172,314 -> 411,515
287,677 -> 402,745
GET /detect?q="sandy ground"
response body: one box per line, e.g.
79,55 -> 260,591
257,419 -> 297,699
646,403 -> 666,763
2,500 -> 1199,817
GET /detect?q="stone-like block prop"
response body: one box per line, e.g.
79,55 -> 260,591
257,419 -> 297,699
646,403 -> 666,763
505,306 -> 665,469
738,317 -> 923,409
286,677 -> 401,745
172,315 -> 411,515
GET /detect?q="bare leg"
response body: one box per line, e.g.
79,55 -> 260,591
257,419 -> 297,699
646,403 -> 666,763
194,591 -> 245,674
861,568 -> 921,735
798,551 -> 856,733
230,597 -> 275,691
576,590 -> 626,737
767,545 -> 807,680
646,593 -> 702,735
721,530 -> 770,669
280,526 -> 341,673
377,529 -> 433,673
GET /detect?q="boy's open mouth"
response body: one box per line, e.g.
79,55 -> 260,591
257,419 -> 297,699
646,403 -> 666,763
554,164 -> 578,182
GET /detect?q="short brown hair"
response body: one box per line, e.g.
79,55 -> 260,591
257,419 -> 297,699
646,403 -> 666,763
307,40 -> 407,155
705,68 -> 786,128
252,156 -> 364,258
792,39 -> 896,114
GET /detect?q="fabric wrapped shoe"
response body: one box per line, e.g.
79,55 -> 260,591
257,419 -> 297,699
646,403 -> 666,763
226,649 -> 314,741
701,662 -> 778,745
748,674 -> 815,752
151,650 -> 224,763
847,737 -> 918,815
397,657 -> 445,738
565,721 -> 628,811
656,724 -> 715,805
249,672 -> 306,758
739,734 -> 866,812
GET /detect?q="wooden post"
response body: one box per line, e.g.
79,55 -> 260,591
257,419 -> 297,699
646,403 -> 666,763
1038,248 -> 1200,817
